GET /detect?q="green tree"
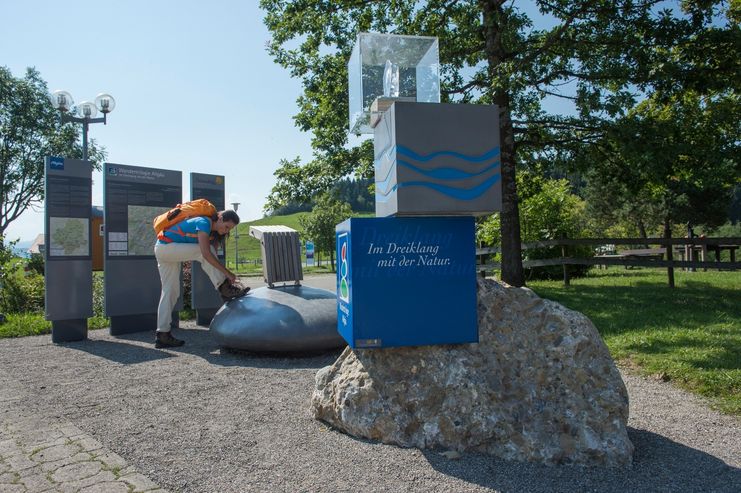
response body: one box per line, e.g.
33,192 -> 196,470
577,2 -> 740,239
264,160 -> 373,215
260,0 -> 728,286
587,90 -> 739,247
0,66 -> 106,241
478,171 -> 592,279
333,177 -> 374,213
299,193 -> 353,271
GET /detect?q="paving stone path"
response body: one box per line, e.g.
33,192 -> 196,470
0,415 -> 165,493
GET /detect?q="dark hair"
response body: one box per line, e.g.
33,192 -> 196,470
210,209 -> 241,248
221,209 -> 240,225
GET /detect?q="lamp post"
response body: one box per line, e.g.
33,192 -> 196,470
231,202 -> 240,271
50,91 -> 115,160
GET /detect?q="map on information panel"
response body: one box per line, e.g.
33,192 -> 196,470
49,217 -> 89,256
127,205 -> 168,256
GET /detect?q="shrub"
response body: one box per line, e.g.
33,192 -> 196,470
0,239 -> 45,313
26,253 -> 44,275
705,221 -> 741,238
0,313 -> 51,338
92,272 -> 105,318
182,261 -> 192,310
0,270 -> 45,313
478,171 -> 594,280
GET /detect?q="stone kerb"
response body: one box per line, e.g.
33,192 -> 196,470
312,277 -> 634,467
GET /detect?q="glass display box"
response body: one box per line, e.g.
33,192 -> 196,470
348,32 -> 440,134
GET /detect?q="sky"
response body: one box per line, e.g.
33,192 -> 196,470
4,1 -> 696,245
1,0 -> 321,244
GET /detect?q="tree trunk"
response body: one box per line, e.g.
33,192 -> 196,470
496,100 -> 524,287
663,218 -> 675,288
638,219 -> 649,248
481,0 -> 525,287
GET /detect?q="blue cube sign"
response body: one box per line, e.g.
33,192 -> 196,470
336,216 -> 478,349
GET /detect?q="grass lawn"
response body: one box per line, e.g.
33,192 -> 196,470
0,314 -> 109,339
528,267 -> 741,415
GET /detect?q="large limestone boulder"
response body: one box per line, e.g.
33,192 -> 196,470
312,278 -> 633,466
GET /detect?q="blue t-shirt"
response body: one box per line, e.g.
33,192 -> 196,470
158,216 -> 211,244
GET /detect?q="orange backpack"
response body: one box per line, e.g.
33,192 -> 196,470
153,199 -> 217,234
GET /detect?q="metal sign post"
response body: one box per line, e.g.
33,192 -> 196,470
104,164 -> 182,335
190,172 -> 225,325
44,157 -> 93,343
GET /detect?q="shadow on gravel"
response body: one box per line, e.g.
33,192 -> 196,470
108,328 -> 343,370
422,428 -> 740,493
65,339 -> 173,365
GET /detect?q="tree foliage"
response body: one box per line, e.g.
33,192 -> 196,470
584,90 -> 740,236
333,176 -> 374,213
0,66 -> 106,239
478,170 -> 593,279
298,193 -> 353,270
265,167 -> 373,216
0,238 -> 44,314
260,0 -> 737,285
577,1 -> 740,237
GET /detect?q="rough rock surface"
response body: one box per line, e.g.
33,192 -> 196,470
312,278 -> 634,467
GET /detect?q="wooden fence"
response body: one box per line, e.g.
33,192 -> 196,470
476,237 -> 741,287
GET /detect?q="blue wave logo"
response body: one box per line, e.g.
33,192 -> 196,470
374,144 -> 501,202
397,145 -> 500,163
376,174 -> 501,203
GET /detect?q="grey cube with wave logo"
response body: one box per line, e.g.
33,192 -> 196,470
374,101 -> 502,217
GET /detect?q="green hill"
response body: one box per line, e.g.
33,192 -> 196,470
225,212 -> 307,267
225,211 -> 373,274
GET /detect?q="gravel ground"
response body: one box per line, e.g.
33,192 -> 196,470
0,277 -> 739,492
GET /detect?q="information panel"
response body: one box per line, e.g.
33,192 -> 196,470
44,157 -> 93,342
105,166 -> 180,258
104,163 -> 182,334
335,216 -> 477,349
190,172 -> 225,325
306,241 -> 315,266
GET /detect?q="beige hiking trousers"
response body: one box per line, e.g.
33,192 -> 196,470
154,242 -> 226,332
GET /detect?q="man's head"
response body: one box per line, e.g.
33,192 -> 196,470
214,209 -> 240,235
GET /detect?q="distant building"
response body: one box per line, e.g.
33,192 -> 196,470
28,233 -> 45,255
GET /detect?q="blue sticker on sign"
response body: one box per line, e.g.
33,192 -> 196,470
50,157 -> 64,170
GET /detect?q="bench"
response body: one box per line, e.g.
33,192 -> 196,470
594,248 -> 665,269
619,248 -> 666,259
594,244 -> 616,255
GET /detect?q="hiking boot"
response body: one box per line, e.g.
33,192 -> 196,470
218,279 -> 250,301
155,331 -> 185,348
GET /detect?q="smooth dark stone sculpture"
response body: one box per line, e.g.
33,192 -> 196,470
209,285 -> 345,352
